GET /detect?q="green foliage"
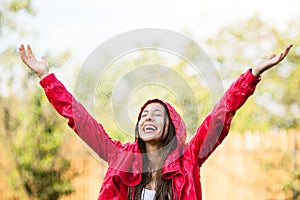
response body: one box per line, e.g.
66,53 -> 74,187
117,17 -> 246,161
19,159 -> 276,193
16,91 -> 74,199
0,0 -> 75,199
8,0 -> 34,14
0,0 -> 34,36
1,89 -> 75,200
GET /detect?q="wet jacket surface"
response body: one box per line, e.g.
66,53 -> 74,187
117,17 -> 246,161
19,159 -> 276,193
40,69 -> 260,200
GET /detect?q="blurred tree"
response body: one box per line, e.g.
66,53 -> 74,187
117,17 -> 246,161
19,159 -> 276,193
0,0 -> 74,199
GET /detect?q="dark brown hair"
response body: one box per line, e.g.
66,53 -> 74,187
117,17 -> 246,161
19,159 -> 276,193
129,101 -> 177,200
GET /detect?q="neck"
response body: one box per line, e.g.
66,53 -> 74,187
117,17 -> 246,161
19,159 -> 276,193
145,142 -> 159,152
145,143 -> 162,169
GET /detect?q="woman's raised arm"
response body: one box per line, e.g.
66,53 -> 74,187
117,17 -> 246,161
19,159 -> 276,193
188,44 -> 293,166
19,44 -> 123,162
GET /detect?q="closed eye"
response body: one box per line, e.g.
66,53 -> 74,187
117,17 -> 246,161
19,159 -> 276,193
154,110 -> 163,116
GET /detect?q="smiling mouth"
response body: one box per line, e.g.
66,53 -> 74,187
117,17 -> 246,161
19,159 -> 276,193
143,125 -> 157,132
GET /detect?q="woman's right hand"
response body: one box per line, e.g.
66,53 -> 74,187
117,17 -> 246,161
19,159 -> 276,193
19,44 -> 49,79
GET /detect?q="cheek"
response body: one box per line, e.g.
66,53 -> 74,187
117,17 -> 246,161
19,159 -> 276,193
138,119 -> 143,127
137,120 -> 144,132
154,115 -> 162,121
156,117 -> 165,126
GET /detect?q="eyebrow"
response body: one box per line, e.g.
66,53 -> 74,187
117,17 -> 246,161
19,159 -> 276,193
142,108 -> 163,113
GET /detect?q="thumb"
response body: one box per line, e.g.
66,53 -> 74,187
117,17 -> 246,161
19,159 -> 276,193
267,53 -> 276,60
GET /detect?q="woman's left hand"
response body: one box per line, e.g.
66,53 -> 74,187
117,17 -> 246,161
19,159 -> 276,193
252,44 -> 293,77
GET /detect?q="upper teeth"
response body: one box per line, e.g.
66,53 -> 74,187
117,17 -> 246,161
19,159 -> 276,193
145,125 -> 156,130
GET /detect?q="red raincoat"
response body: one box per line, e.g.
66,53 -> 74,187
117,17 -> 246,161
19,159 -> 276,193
40,69 -> 260,199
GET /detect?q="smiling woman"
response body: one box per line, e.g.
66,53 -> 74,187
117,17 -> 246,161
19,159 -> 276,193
19,43 -> 293,200
135,100 -> 177,199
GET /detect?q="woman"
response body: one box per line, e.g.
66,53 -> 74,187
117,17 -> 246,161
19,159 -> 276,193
19,44 -> 293,200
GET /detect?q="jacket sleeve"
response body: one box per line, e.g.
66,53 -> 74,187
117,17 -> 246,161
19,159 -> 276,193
40,73 -> 120,162
187,69 -> 261,166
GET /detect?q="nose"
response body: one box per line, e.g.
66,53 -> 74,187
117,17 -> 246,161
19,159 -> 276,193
145,115 -> 152,121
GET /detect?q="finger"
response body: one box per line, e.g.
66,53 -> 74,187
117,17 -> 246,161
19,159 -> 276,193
27,44 -> 34,58
19,44 -> 24,55
19,44 -> 27,61
19,44 -> 32,66
267,53 -> 283,67
273,44 -> 293,64
274,52 -> 284,64
287,43 -> 293,49
282,44 -> 293,57
19,44 -> 25,54
19,44 -> 24,52
278,44 -> 293,62
278,52 -> 284,62
267,53 -> 276,60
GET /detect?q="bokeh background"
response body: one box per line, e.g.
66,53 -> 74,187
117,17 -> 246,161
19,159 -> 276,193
1,0 -> 300,199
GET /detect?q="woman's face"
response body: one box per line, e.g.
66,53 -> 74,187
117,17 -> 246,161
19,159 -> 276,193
138,102 -> 169,144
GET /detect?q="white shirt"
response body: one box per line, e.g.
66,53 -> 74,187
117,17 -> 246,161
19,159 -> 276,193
141,188 -> 156,200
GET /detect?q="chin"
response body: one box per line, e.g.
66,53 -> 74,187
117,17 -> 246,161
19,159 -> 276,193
140,136 -> 155,142
140,133 -> 159,143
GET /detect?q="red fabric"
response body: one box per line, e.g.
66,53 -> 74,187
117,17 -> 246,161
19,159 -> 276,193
40,69 -> 260,199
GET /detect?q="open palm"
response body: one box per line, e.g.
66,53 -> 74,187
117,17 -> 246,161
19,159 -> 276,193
252,44 -> 293,77
19,44 -> 49,78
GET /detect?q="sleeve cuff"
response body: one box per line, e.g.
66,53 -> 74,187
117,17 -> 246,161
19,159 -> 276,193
245,68 -> 261,85
39,73 -> 57,88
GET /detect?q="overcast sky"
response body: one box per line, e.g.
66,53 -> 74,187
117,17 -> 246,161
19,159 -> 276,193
18,0 -> 299,61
